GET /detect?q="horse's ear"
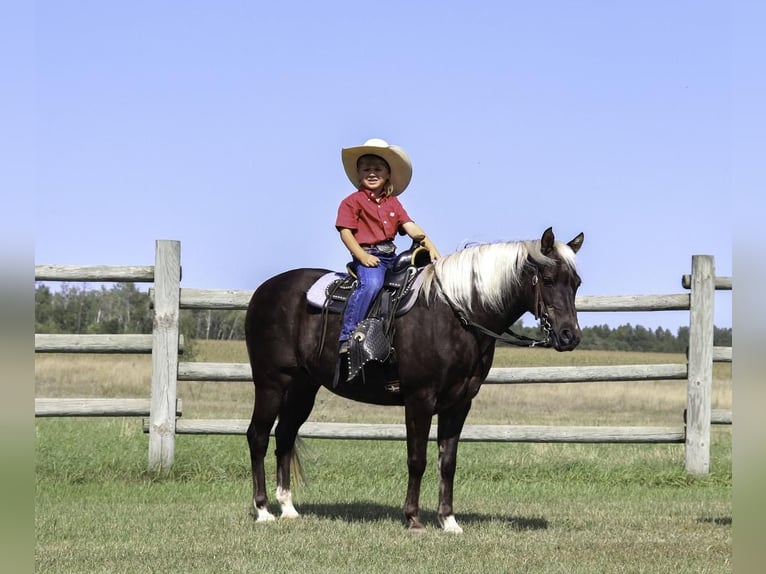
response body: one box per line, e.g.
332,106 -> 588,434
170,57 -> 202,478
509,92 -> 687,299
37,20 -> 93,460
567,232 -> 584,254
541,227 -> 555,255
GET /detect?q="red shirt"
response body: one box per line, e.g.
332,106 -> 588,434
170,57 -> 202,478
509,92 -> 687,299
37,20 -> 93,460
335,189 -> 412,245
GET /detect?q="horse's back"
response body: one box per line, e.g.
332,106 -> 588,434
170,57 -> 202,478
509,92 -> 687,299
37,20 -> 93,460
248,268 -> 327,304
246,267 -> 328,334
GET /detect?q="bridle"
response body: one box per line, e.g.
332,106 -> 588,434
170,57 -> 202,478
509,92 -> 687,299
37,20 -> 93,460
436,265 -> 552,348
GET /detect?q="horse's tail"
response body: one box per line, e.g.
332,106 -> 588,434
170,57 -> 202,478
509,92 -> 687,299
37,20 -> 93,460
290,436 -> 309,489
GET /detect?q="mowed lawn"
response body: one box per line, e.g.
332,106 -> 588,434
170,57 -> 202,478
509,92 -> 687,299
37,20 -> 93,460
35,342 -> 732,573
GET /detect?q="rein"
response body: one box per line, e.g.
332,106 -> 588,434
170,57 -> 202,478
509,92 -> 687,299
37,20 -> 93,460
434,266 -> 552,348
455,312 -> 551,347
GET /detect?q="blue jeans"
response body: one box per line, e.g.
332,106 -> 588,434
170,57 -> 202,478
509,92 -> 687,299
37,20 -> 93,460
340,250 -> 396,342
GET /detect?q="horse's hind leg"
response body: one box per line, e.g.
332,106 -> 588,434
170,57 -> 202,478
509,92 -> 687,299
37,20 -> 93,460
246,382 -> 282,522
273,377 -> 319,519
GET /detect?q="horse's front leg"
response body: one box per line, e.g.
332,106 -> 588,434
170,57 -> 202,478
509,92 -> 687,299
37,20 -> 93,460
403,395 -> 435,531
436,400 -> 473,534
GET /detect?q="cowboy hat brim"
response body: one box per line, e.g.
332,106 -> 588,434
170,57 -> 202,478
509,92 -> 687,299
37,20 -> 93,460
341,138 -> 413,196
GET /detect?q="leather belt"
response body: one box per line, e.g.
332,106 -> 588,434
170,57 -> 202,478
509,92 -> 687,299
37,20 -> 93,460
360,240 -> 396,254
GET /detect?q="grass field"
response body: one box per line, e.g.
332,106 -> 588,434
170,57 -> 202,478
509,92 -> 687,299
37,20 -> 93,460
35,341 -> 732,573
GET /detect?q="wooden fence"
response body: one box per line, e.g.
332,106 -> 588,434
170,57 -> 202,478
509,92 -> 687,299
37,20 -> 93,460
35,240 -> 732,475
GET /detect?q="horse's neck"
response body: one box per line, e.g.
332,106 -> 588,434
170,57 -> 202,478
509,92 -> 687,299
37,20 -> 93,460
483,305 -> 526,333
468,288 -> 529,334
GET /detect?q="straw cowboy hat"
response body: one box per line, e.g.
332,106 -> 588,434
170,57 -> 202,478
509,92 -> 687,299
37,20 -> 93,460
341,138 -> 413,196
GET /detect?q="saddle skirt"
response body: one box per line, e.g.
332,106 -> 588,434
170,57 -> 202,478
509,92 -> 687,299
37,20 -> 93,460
306,269 -> 426,316
308,243 -> 432,386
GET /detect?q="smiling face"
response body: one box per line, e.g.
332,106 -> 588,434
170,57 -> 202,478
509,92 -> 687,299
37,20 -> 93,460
356,155 -> 390,195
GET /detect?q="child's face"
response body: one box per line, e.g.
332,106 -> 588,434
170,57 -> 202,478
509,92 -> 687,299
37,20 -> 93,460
356,156 -> 390,194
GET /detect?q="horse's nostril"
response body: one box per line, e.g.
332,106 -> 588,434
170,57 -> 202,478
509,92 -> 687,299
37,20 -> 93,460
558,328 -> 581,348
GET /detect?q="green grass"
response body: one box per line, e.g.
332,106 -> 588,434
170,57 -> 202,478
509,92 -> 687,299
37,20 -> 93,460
35,344 -> 732,572
36,417 -> 731,573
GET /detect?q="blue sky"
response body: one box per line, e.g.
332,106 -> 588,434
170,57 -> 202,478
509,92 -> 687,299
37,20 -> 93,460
27,1 -> 752,331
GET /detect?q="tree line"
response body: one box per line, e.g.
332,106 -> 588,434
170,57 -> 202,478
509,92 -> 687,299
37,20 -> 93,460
35,283 -> 732,352
35,283 -> 246,342
507,322 -> 732,353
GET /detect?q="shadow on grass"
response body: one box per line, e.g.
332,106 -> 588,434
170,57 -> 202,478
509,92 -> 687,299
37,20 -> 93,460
697,516 -> 732,526
297,501 -> 548,530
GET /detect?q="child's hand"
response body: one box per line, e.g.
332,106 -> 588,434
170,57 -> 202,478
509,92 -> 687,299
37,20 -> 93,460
360,253 -> 380,267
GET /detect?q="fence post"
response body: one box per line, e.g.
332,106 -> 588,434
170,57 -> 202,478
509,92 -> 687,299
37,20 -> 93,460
685,255 -> 714,475
148,240 -> 181,473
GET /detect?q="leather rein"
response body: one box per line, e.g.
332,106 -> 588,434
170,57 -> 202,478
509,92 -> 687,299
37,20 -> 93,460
436,265 -> 552,348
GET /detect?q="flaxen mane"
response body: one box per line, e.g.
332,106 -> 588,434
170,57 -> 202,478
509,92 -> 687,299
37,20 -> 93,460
421,239 -> 578,316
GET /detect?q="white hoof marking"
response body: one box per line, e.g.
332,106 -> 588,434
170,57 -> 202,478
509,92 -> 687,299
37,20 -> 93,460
440,515 -> 464,534
280,505 -> 300,519
254,502 -> 276,522
276,486 -> 301,519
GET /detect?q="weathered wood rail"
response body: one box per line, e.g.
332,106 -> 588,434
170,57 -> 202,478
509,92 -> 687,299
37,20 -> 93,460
35,240 -> 732,475
35,398 -> 183,418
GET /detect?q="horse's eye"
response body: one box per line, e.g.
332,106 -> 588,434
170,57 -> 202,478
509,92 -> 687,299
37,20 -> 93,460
542,276 -> 554,287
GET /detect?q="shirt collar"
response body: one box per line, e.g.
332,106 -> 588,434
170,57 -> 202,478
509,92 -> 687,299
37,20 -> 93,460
360,188 -> 386,202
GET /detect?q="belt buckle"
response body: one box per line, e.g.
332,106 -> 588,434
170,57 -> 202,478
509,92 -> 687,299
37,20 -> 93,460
376,241 -> 396,255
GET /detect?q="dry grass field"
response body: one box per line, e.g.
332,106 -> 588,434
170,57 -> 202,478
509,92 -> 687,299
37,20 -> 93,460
34,340 -> 732,426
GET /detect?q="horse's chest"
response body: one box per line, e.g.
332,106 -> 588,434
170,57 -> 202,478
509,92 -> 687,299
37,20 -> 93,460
435,376 -> 483,412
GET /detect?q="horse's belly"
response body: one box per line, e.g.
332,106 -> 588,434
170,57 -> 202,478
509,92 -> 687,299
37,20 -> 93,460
322,380 -> 406,407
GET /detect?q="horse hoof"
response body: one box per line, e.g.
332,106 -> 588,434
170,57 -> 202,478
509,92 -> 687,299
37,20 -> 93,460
280,507 -> 300,519
407,519 -> 427,533
254,505 -> 277,522
439,515 -> 464,534
276,487 -> 300,519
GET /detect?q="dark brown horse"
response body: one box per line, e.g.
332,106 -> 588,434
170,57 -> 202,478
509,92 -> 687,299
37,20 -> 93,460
245,227 -> 584,532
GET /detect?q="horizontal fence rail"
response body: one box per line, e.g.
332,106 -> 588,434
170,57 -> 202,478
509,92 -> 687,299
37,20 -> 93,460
176,351 -> 731,383
35,264 -> 156,282
36,398 -> 182,418
682,275 -> 732,290
35,334 -> 184,354
153,288 -> 699,312
143,420 -> 686,443
711,409 -> 732,425
486,364 -> 687,383
172,362 -> 688,384
575,294 -> 690,311
35,242 -> 732,475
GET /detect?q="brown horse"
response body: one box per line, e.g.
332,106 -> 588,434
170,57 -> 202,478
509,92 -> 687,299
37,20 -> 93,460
245,227 -> 584,532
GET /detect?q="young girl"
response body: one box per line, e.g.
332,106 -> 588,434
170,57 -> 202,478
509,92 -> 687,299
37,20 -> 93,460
335,138 -> 440,352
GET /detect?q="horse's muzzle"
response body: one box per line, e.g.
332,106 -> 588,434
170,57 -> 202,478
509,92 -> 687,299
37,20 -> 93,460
551,326 -> 581,352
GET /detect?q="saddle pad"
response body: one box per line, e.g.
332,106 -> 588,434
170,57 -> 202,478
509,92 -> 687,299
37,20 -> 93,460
306,271 -> 426,316
306,272 -> 348,307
